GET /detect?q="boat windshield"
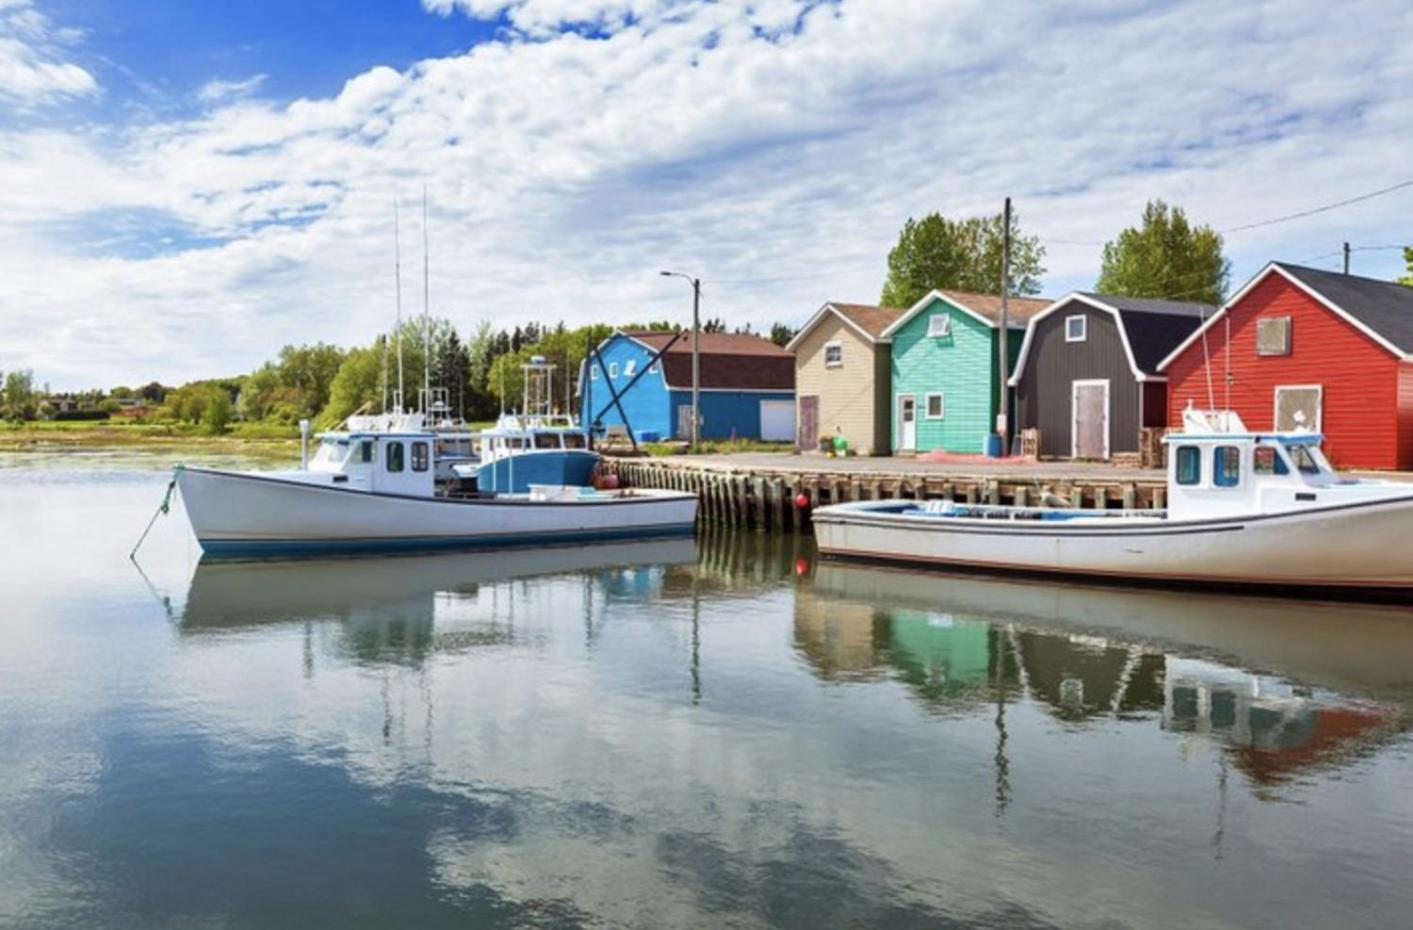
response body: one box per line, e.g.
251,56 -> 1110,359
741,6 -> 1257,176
563,432 -> 587,449
534,432 -> 560,450
1285,443 -> 1327,475
311,439 -> 350,468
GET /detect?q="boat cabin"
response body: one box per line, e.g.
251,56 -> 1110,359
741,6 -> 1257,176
1163,410 -> 1343,520
308,431 -> 437,497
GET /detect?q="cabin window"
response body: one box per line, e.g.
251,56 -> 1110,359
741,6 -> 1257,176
609,362 -> 619,379
1253,446 -> 1290,476
1213,446 -> 1241,487
359,440 -> 374,464
534,432 -> 559,450
1287,444 -> 1324,475
925,392 -> 944,419
411,441 -> 429,472
1065,315 -> 1087,343
1175,446 -> 1201,485
563,432 -> 587,449
386,441 -> 405,473
624,359 -> 638,377
1257,317 -> 1292,356
824,342 -> 843,367
927,314 -> 952,338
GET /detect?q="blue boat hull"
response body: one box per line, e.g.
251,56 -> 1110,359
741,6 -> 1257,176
475,450 -> 599,494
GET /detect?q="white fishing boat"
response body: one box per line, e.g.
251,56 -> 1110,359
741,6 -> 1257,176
175,416 -> 696,557
811,409 -> 1413,595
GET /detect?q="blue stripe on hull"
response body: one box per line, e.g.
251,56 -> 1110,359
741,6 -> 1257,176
198,522 -> 696,559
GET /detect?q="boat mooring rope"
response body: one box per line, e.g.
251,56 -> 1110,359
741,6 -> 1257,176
130,464 -> 182,561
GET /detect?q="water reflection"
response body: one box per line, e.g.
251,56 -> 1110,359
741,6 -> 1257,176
4,462 -> 1413,929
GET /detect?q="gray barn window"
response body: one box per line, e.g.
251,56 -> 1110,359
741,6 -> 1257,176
1257,317 -> 1292,356
1065,315 -> 1087,342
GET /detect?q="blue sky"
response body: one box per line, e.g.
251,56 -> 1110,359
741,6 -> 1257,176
2,0 -> 1412,388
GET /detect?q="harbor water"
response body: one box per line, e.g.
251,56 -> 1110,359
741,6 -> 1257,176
2,452 -> 1412,929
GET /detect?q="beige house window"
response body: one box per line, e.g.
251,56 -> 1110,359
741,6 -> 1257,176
824,342 -> 843,367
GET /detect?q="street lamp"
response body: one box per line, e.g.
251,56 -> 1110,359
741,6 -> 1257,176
660,270 -> 702,449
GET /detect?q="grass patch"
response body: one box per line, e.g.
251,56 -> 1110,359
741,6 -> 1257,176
640,438 -> 796,456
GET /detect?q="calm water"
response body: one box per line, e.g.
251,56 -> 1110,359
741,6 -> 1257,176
3,453 -> 1413,929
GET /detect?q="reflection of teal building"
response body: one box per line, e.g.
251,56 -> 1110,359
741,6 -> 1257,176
885,612 -> 993,706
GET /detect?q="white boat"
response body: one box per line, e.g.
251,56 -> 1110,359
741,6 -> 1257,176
811,409 -> 1413,596
175,418 -> 696,558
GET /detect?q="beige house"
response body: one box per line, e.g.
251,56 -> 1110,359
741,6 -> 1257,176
787,302 -> 903,454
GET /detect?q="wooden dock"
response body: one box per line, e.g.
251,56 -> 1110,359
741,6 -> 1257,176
604,455 -> 1168,533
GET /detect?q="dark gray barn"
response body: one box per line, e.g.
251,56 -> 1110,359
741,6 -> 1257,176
1009,294 -> 1211,459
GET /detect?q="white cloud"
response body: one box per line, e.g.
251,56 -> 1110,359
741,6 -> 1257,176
196,73 -> 268,104
1,0 -> 1412,388
0,0 -> 96,105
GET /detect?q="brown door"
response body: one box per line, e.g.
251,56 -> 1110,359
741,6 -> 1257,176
1072,380 -> 1109,459
798,395 -> 819,449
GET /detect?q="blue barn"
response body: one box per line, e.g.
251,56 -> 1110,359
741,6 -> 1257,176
580,331 -> 796,442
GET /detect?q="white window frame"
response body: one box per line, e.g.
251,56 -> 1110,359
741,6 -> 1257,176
1070,378 -> 1111,460
624,359 -> 638,377
924,392 -> 945,419
1065,315 -> 1087,343
824,341 -> 843,368
590,364 -> 599,381
649,361 -> 662,375
927,314 -> 952,338
1273,384 -> 1323,433
609,362 -> 619,379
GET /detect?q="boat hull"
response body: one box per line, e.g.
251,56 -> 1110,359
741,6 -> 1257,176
812,496 -> 1413,594
177,466 -> 697,557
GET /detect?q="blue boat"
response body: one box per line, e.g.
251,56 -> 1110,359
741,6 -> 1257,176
471,416 -> 599,494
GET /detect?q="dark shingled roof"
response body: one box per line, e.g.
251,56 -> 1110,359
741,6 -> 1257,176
1276,263 -> 1413,353
1077,292 -> 1216,376
623,331 -> 794,391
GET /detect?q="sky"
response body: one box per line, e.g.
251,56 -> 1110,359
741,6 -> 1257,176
1,0 -> 1411,390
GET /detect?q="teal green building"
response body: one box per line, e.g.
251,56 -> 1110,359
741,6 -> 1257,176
882,290 -> 1050,454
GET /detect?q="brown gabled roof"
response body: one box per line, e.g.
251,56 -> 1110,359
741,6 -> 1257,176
827,303 -> 905,340
934,290 -> 1053,326
621,330 -> 794,391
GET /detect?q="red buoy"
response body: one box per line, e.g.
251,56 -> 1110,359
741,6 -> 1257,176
794,493 -> 809,509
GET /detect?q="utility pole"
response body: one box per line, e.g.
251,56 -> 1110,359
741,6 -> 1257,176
660,271 -> 703,449
997,196 -> 1012,454
691,276 -> 701,449
1343,241 -> 1351,275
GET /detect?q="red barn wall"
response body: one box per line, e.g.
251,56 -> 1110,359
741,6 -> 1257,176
1165,273 -> 1405,470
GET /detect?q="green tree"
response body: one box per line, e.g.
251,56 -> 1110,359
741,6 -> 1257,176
880,209 -> 1046,308
769,322 -> 795,347
275,343 -> 346,420
200,385 -> 232,435
4,369 -> 36,420
1096,200 -> 1230,304
1398,247 -> 1413,287
320,344 -> 386,427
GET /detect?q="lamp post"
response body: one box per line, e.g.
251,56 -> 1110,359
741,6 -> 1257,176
660,271 -> 702,449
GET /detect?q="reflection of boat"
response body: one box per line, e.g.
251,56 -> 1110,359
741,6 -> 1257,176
182,537 -> 699,629
811,560 -> 1413,694
813,410 -> 1413,596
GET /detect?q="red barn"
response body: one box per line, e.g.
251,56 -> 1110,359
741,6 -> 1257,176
1158,262 -> 1413,470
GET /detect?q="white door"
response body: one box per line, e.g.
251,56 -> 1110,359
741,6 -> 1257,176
759,400 -> 795,442
1071,380 -> 1110,459
676,405 -> 696,439
897,395 -> 917,451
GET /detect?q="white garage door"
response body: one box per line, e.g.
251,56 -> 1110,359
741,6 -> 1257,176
759,400 -> 795,442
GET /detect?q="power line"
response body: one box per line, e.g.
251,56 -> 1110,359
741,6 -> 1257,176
1219,179 -> 1413,234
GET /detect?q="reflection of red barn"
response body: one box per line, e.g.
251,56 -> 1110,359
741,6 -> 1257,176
1231,705 -> 1393,786
1160,263 -> 1413,470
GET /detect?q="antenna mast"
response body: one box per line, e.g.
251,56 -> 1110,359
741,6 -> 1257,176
394,198 -> 405,413
422,185 -> 431,416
